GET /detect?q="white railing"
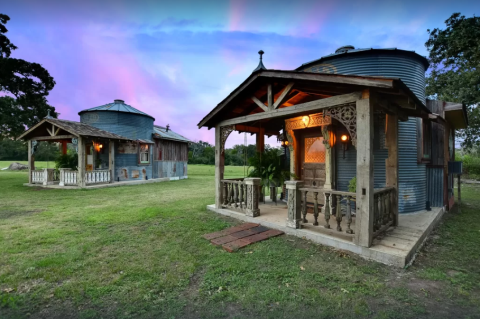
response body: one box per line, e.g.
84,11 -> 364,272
31,170 -> 44,184
59,168 -> 78,186
85,170 -> 111,184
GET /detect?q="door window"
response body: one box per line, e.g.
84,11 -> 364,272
304,137 -> 325,163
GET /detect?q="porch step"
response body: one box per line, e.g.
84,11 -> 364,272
203,223 -> 284,252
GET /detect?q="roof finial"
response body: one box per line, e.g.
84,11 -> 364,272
166,124 -> 170,132
45,109 -> 53,119
252,50 -> 267,73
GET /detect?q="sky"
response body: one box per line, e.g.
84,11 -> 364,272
3,0 -> 479,148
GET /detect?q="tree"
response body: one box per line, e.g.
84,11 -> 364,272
425,13 -> 480,149
0,13 -> 56,140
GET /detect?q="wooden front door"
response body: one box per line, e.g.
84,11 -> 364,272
300,130 -> 326,189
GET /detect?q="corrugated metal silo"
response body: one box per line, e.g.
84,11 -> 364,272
298,47 -> 429,213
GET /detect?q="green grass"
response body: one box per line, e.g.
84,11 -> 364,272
0,163 -> 479,318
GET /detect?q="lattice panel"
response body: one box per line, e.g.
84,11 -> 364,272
305,137 -> 326,163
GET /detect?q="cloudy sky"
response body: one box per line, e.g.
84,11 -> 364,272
3,0 -> 478,147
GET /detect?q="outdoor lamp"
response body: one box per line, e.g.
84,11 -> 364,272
340,134 -> 349,159
302,116 -> 310,127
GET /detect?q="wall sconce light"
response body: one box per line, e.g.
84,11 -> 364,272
340,134 -> 349,159
302,116 -> 310,127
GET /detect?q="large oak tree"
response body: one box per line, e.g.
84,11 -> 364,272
426,13 -> 480,149
0,13 -> 57,140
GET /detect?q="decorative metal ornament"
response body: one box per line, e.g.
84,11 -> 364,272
71,138 -> 78,153
325,103 -> 357,147
31,140 -> 38,154
220,125 -> 234,154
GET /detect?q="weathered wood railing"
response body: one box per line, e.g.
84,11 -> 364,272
301,188 -> 356,236
285,181 -> 356,237
221,178 -> 261,217
85,170 -> 111,185
372,187 -> 396,239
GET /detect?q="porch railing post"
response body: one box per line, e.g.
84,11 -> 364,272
285,180 -> 303,229
354,90 -> 374,247
244,178 -> 261,217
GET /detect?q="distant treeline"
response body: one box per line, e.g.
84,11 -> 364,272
188,140 -> 278,166
0,139 -> 61,161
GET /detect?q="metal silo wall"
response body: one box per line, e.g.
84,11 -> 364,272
335,128 -> 388,191
302,54 -> 426,101
426,167 -> 444,207
398,118 -> 426,212
303,52 -> 427,213
80,111 -> 154,181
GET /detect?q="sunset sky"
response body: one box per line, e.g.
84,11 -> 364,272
3,0 -> 478,147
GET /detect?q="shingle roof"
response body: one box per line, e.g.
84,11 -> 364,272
78,99 -> 155,120
18,118 -> 132,141
153,125 -> 190,143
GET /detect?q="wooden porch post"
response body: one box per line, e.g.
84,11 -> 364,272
256,128 -> 265,153
62,141 -> 67,155
324,126 -> 334,190
28,140 -> 34,184
77,136 -> 86,187
354,90 -> 374,247
109,140 -> 115,182
385,114 -> 399,226
215,125 -> 225,208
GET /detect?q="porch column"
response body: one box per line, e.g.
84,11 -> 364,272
61,141 -> 67,155
215,125 -> 225,208
28,140 -> 34,184
109,140 -> 115,183
354,90 -> 374,247
256,128 -> 265,153
77,136 -> 86,187
324,126 -> 334,190
385,114 -> 399,226
285,180 -> 303,228
244,178 -> 261,217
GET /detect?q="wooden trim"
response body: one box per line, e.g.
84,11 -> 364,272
273,82 -> 294,109
218,91 -> 362,127
233,124 -> 279,136
267,83 -> 273,109
251,96 -> 269,112
31,134 -> 75,141
260,71 -> 394,88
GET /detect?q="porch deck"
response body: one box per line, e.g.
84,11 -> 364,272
207,200 -> 445,267
23,176 -> 187,189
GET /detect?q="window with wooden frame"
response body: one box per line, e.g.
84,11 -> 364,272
139,144 -> 150,164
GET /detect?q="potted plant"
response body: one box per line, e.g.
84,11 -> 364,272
247,148 -> 291,204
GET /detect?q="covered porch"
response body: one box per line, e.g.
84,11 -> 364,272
18,117 -> 128,188
198,69 -> 440,266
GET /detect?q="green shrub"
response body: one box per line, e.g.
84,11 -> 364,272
348,176 -> 356,193
55,152 -> 78,170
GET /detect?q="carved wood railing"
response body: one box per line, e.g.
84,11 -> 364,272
85,170 -> 111,184
221,178 -> 261,217
372,187 -> 396,239
298,188 -> 356,237
31,170 -> 44,184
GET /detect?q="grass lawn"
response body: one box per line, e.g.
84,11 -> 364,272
0,162 -> 479,318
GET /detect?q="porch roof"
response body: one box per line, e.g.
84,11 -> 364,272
197,69 -> 430,130
17,118 -> 132,141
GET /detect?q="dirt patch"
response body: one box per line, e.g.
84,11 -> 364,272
0,209 -> 43,220
33,187 -> 54,191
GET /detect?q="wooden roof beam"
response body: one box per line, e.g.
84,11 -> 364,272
219,91 -> 362,127
234,124 -> 279,136
273,82 -> 294,109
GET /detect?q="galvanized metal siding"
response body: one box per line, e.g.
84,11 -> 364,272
335,128 -> 387,192
114,148 -> 153,181
154,161 -> 188,178
426,167 -> 444,207
80,111 -> 154,140
398,118 -> 427,212
300,54 -> 426,102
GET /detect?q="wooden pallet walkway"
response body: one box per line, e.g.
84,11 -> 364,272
203,223 -> 284,252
